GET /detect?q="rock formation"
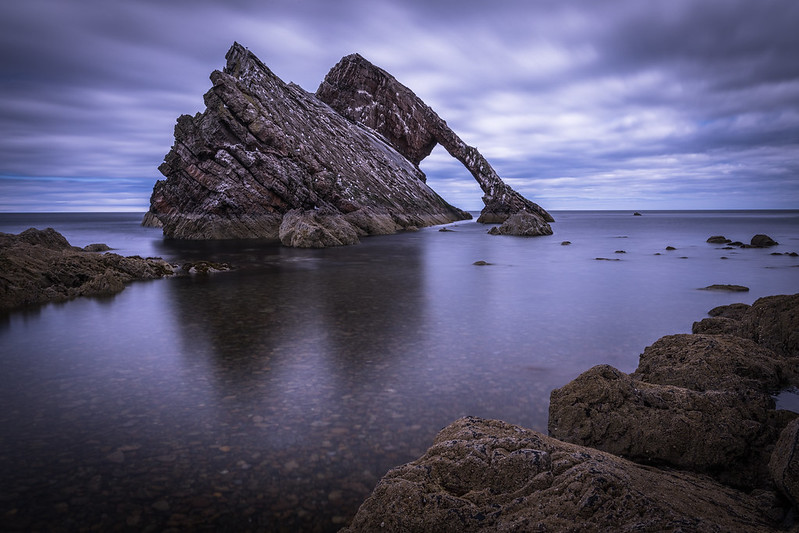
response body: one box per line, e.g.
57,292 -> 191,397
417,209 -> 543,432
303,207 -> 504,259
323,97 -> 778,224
548,295 -> 799,494
342,416 -> 777,532
346,295 -> 799,530
144,44 -> 552,246
0,228 -> 227,312
486,211 -> 553,237
316,53 -> 553,227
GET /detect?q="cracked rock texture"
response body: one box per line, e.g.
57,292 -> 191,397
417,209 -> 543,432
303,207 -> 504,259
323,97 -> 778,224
342,416 -> 775,533
145,43 -> 472,246
0,228 -> 175,311
317,53 -> 553,229
146,44 -> 552,246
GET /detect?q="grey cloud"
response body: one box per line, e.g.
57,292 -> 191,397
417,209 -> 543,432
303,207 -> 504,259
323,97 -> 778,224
0,0 -> 797,211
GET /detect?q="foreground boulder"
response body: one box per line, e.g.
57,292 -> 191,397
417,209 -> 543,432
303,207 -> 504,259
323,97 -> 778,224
632,334 -> 794,393
145,44 -> 552,245
549,364 -> 792,489
770,418 -> 799,510
693,294 -> 799,358
550,296 -> 799,491
343,416 -> 776,532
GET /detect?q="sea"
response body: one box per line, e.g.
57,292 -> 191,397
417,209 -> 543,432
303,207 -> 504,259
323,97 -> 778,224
1,210 -> 798,531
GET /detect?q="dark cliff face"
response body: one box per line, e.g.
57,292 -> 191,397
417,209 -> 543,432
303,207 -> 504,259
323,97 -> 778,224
316,53 -> 554,225
146,44 -> 551,246
146,43 -> 470,245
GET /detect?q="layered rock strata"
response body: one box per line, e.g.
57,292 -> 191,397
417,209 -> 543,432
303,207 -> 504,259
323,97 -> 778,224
346,294 -> 799,530
147,45 -> 498,246
145,44 -> 552,245
317,53 -> 553,227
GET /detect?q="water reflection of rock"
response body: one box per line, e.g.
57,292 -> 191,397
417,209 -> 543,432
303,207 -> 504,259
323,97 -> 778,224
163,237 -> 428,395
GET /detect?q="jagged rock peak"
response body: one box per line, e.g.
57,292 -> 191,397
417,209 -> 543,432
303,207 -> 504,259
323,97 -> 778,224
144,43 -> 470,246
317,53 -> 554,226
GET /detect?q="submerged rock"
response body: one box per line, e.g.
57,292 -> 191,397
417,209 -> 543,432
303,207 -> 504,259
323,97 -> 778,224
699,284 -> 750,292
145,44 -> 552,245
343,416 -> 776,532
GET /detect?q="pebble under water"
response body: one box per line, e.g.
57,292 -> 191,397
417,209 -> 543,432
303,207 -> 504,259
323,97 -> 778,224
1,210 -> 798,531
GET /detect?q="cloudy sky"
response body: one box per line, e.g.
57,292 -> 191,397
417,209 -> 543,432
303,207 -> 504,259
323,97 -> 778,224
1,0 -> 797,212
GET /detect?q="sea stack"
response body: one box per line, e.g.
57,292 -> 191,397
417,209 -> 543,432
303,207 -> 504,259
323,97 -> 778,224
144,43 -> 552,246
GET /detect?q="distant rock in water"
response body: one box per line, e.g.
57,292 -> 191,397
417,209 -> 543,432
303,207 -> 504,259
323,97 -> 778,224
486,211 -> 553,237
699,284 -> 750,292
751,234 -> 779,247
707,235 -> 732,244
144,44 -> 552,246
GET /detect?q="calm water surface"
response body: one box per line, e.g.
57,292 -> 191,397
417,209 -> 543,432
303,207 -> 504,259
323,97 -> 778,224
1,211 -> 798,531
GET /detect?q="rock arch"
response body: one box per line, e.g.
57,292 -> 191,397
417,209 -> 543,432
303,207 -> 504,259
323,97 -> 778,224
316,53 -> 554,224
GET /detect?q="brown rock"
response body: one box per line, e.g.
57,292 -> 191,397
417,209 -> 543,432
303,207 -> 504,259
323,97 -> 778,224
548,364 -> 791,489
738,294 -> 799,357
486,211 -> 554,237
278,208 -> 361,248
699,284 -> 750,292
692,316 -> 741,336
707,235 -> 732,244
316,53 -> 553,228
709,302 -> 751,320
632,334 -> 791,393
692,294 -> 799,359
770,418 -> 799,508
343,416 -> 776,532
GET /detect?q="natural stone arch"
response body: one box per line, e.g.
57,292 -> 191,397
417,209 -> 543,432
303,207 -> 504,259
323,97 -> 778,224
316,53 -> 554,224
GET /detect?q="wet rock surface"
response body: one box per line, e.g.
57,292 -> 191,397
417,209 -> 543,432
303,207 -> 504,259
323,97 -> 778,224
486,211 -> 554,237
145,44 -> 556,245
343,416 -> 776,533
699,284 -> 750,291
316,53 -> 553,231
549,363 -> 792,489
692,294 -> 799,357
549,294 -> 799,494
0,228 -> 229,312
349,294 -> 799,530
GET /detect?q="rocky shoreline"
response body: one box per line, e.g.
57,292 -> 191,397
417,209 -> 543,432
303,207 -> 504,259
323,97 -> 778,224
0,228 -> 229,312
343,293 -> 799,532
